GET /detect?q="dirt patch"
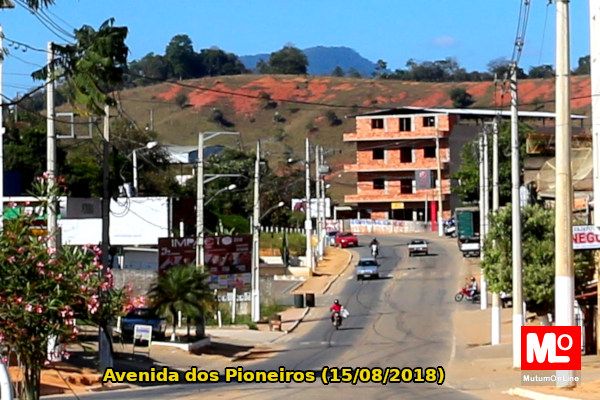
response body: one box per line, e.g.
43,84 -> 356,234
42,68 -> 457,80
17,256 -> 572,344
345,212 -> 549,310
156,84 -> 181,101
9,365 -> 104,396
533,380 -> 600,400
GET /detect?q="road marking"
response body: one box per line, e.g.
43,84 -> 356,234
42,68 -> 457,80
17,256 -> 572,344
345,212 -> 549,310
347,276 -> 354,280
450,334 -> 456,362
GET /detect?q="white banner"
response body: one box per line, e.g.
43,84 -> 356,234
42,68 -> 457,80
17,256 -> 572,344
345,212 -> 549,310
572,225 -> 600,250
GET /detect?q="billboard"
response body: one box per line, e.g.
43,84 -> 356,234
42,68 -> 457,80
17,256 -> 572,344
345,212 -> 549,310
158,235 -> 252,290
291,198 -> 331,218
572,225 -> 600,250
204,235 -> 252,291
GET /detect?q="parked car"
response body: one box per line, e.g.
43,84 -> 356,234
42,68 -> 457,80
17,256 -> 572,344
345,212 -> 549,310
356,258 -> 379,280
335,232 -> 358,248
121,308 -> 167,340
408,239 -> 428,257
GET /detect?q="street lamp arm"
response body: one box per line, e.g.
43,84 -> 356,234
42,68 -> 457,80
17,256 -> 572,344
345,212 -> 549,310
204,174 -> 243,184
259,201 -> 285,222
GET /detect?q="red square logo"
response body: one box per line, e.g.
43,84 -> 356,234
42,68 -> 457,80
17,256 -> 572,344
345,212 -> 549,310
521,326 -> 581,370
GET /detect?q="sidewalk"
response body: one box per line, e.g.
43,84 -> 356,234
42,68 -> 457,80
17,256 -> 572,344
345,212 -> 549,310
36,246 -> 354,396
291,246 -> 353,295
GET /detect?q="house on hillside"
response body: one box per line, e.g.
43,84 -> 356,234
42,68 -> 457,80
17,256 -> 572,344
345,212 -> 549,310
342,107 -> 586,232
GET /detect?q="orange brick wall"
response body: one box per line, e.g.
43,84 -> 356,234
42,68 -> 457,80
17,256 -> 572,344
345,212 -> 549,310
354,114 -> 454,137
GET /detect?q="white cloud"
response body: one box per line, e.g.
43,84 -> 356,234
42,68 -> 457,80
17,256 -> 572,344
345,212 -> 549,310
432,35 -> 457,47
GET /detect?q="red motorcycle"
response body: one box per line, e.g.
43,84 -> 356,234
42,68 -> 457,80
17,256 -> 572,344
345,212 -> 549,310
455,286 -> 480,303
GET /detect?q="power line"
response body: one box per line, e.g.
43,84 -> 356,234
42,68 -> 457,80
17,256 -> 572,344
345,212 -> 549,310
15,0 -> 74,43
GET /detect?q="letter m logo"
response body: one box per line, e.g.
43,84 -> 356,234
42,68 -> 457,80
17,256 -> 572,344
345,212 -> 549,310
521,326 -> 581,370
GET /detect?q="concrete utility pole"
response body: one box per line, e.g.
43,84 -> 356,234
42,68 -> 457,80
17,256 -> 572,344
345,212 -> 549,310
435,134 -> 443,236
100,104 -> 113,372
481,127 -> 489,311
0,26 -> 4,232
491,118 -> 501,345
320,148 -> 326,255
510,63 -> 524,369
315,145 -> 322,259
555,0 -> 575,386
589,0 -> 600,356
46,42 -> 58,249
305,138 -> 314,272
479,133 -> 485,263
196,132 -> 205,269
251,141 -> 261,322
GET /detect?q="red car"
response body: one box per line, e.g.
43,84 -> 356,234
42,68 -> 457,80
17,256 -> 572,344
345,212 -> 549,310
335,232 -> 358,248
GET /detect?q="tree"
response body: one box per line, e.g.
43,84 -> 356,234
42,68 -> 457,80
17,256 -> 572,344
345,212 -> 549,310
164,34 -> 198,80
448,87 -> 475,108
148,265 -> 214,341
452,122 -> 529,204
487,57 -> 527,79
32,18 -> 129,116
258,46 -> 308,75
0,176 -> 110,400
528,64 -> 555,79
374,59 -> 387,77
573,55 -> 590,75
482,204 -> 594,314
198,47 -> 247,76
347,67 -> 362,78
128,53 -> 173,86
331,66 -> 345,77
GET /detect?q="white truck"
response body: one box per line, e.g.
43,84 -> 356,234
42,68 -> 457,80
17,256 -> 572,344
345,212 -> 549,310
408,239 -> 428,257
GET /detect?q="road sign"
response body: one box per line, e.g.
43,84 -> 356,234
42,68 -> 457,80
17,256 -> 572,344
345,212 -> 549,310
572,225 -> 600,250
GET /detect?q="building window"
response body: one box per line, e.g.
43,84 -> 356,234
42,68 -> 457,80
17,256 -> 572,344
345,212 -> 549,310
423,116 -> 436,127
371,119 -> 384,129
400,147 -> 413,163
399,117 -> 412,131
373,178 -> 385,190
424,146 -> 436,158
373,148 -> 385,160
400,179 -> 413,194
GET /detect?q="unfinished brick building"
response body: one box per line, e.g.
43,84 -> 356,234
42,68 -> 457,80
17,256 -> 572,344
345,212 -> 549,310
343,107 -> 585,232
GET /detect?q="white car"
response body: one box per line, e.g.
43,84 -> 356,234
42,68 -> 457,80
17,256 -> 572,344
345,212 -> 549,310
408,239 -> 428,257
356,258 -> 379,280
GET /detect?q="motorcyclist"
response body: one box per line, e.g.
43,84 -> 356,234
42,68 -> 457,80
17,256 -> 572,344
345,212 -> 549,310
467,276 -> 478,299
330,299 -> 343,323
370,238 -> 379,256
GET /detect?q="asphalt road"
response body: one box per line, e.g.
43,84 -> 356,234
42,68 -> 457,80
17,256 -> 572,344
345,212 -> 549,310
51,234 -> 477,400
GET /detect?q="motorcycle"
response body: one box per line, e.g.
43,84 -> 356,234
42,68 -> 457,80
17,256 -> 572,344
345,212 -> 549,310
332,312 -> 342,330
443,218 -> 457,237
454,286 -> 480,303
371,244 -> 379,258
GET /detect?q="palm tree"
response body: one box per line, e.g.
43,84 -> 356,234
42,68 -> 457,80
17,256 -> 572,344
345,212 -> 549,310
148,265 -> 214,341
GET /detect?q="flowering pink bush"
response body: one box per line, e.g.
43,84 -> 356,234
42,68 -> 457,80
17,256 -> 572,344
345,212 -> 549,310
0,175 -> 113,400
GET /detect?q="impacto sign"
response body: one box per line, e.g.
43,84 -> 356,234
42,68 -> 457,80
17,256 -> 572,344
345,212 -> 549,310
572,225 -> 600,250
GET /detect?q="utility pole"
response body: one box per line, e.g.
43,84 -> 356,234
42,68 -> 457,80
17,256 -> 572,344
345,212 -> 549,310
555,0 -> 575,386
196,132 -> 205,269
435,133 -> 443,236
305,138 -> 314,273
132,149 -> 138,196
100,104 -> 112,372
590,0 -> 600,356
315,145 -> 322,260
481,126 -> 489,310
0,25 -> 4,232
251,141 -> 261,322
46,42 -> 58,249
491,118 -> 501,345
149,109 -> 154,131
510,63 -> 524,369
320,148 -> 326,255
479,133 -> 485,267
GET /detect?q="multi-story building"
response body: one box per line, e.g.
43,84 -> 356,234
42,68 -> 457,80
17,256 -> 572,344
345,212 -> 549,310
343,107 -> 586,230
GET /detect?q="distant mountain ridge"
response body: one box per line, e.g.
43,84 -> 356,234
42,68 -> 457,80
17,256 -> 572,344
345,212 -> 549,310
239,46 -> 377,76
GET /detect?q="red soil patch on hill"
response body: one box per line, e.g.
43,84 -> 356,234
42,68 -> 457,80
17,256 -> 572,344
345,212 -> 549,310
157,84 -> 181,101
411,91 -> 449,107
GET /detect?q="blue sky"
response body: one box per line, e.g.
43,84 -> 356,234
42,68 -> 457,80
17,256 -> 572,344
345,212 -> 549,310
0,0 -> 592,99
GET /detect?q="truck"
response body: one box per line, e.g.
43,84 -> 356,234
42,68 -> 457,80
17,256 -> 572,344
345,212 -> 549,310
455,207 -> 480,257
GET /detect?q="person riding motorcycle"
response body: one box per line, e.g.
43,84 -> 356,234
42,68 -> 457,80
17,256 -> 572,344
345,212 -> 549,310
467,276 -> 478,299
330,299 -> 343,324
370,238 -> 379,256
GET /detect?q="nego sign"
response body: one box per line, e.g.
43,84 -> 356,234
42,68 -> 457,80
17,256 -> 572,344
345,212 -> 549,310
572,225 -> 600,250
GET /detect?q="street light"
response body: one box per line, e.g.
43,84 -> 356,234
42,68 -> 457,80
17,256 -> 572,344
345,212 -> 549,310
261,201 -> 285,221
205,184 -> 236,205
132,141 -> 159,195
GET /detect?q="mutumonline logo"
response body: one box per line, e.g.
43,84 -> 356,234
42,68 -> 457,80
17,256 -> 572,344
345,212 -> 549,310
521,373 -> 580,385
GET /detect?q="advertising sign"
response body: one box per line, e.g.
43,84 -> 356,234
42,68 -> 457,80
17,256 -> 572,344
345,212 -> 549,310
291,198 -> 331,218
158,237 -> 197,272
204,235 -> 252,290
572,225 -> 600,250
415,170 -> 432,189
133,324 -> 153,344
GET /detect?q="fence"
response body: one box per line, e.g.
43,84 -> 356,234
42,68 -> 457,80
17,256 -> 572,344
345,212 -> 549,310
349,219 -> 430,234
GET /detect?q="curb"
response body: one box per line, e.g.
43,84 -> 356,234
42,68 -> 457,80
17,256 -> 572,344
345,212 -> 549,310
507,387 -> 582,400
284,307 -> 310,334
322,250 -> 355,295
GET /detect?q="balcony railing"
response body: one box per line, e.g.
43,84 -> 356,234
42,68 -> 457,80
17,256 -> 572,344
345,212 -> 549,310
343,130 -> 450,142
